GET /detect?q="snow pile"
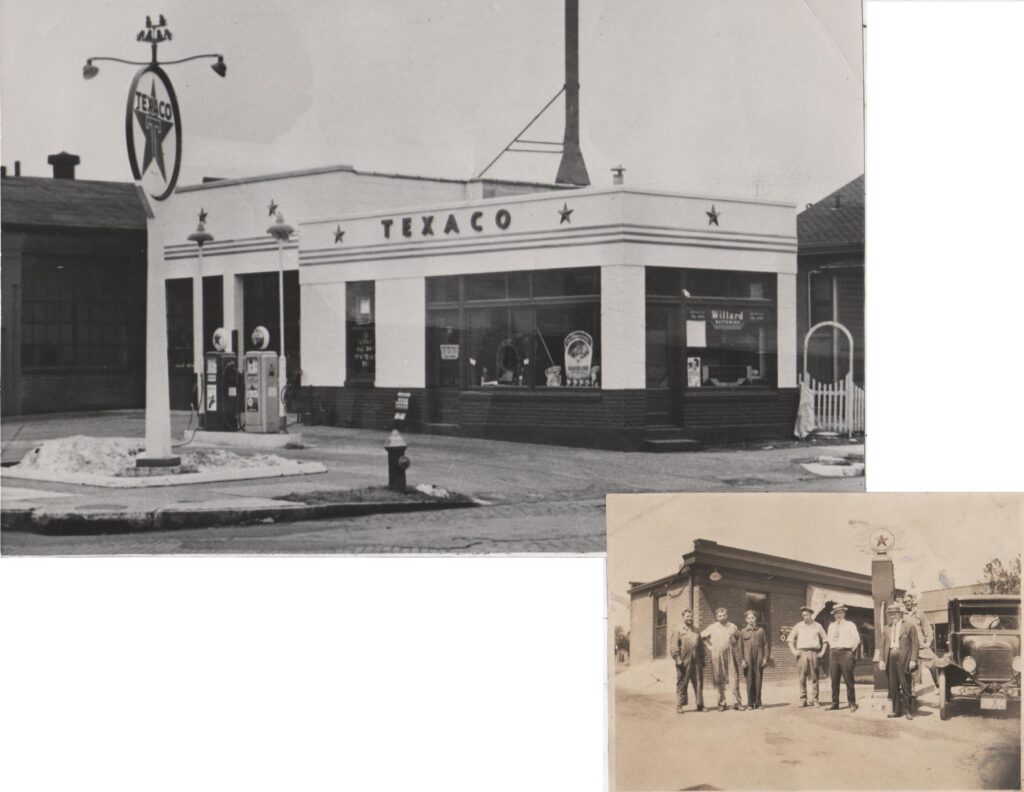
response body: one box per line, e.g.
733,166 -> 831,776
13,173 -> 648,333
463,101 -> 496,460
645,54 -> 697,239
415,483 -> 451,499
16,436 -> 297,477
184,448 -> 296,471
16,436 -> 146,476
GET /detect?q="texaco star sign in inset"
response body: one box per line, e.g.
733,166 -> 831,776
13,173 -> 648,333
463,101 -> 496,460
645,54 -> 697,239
869,527 -> 897,555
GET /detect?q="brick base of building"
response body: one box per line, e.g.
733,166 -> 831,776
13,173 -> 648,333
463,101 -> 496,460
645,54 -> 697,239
296,385 -> 800,451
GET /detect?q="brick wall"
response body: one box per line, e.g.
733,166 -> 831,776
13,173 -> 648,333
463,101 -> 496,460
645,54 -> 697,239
298,385 -> 428,431
683,389 -> 799,441
298,385 -> 649,450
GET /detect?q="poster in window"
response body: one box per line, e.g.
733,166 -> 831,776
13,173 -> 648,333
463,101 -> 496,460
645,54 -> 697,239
687,356 -> 702,388
564,330 -> 593,385
440,344 -> 460,360
354,329 -> 375,372
686,320 -> 707,348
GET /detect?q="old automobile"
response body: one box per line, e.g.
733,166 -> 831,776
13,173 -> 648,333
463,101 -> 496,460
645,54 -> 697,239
934,595 -> 1021,719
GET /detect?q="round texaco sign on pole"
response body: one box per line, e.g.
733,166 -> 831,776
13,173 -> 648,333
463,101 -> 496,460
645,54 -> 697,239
125,64 -> 182,201
869,527 -> 896,555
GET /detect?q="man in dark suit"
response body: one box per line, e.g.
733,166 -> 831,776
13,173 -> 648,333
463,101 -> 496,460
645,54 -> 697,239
669,609 -> 704,713
879,602 -> 919,720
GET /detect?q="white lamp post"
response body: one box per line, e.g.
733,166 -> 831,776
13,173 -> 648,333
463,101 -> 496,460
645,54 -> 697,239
187,208 -> 214,427
266,206 -> 294,431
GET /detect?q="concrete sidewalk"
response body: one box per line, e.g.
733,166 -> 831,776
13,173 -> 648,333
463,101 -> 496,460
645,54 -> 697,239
1,409 -> 864,541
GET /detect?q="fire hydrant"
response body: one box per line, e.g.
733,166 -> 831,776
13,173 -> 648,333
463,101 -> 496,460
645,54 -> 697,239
384,429 -> 411,491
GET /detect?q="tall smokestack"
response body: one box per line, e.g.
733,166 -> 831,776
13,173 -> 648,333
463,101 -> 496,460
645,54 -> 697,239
555,0 -> 590,186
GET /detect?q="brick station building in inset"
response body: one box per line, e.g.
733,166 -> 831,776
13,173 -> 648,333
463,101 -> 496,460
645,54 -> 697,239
627,539 -> 903,683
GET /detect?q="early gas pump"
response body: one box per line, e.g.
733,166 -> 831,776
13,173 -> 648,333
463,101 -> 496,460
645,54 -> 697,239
204,327 -> 240,431
243,325 -> 280,433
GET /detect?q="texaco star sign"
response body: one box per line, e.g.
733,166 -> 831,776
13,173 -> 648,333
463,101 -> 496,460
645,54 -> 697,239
869,527 -> 897,555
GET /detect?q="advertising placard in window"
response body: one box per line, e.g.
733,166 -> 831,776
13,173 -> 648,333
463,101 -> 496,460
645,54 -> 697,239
564,330 -> 593,385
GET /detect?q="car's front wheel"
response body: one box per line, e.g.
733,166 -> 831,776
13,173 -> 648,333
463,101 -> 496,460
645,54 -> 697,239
938,668 -> 949,720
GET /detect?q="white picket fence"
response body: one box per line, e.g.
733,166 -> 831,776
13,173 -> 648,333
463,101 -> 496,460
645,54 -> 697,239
801,373 -> 865,435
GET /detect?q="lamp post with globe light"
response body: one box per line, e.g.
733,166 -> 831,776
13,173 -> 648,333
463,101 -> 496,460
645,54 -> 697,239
81,14 -> 227,467
267,206 -> 294,431
187,209 -> 214,428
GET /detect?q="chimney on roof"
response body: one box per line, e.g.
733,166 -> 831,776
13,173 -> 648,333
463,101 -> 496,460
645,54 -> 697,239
1,166 -> 6,178
48,151 -> 81,180
14,160 -> 21,177
555,0 -> 590,187
832,194 -> 842,210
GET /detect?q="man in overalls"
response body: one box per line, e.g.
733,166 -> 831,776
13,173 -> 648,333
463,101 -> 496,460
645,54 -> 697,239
701,607 -> 744,711
668,608 -> 704,714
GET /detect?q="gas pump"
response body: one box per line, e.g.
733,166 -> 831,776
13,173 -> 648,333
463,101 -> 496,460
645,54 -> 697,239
243,325 -> 280,433
203,327 -> 241,431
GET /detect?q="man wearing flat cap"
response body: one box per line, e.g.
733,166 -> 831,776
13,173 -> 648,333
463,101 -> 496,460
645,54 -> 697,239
879,602 -> 919,720
826,604 -> 860,712
786,606 -> 828,706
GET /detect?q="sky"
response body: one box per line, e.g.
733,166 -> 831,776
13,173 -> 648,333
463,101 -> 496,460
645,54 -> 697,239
0,0 -> 863,209
606,494 -> 1021,629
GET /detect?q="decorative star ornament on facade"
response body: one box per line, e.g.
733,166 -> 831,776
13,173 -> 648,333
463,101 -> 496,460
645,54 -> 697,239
268,199 -> 279,217
334,225 -> 345,244
558,203 -> 574,224
706,205 -> 720,226
198,208 -> 208,224
134,79 -> 174,179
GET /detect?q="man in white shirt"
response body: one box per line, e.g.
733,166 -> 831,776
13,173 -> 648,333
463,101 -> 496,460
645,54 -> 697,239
787,606 -> 828,706
826,603 -> 861,712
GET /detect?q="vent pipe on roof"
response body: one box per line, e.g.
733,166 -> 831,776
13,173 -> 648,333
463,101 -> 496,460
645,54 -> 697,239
14,160 -> 21,177
555,0 -> 590,187
48,151 -> 80,180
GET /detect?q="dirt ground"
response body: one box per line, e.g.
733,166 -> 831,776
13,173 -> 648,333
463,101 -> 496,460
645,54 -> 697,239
613,678 -> 1021,791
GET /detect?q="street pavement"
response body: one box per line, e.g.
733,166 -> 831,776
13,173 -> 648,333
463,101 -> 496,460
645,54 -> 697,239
614,677 -> 1021,791
1,409 -> 863,554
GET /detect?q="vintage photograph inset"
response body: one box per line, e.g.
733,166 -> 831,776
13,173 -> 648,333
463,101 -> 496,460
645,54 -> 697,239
608,493 -> 1022,791
3,2 -> 863,554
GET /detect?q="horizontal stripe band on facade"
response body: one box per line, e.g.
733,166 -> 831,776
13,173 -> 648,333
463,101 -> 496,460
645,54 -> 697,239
298,230 -> 796,267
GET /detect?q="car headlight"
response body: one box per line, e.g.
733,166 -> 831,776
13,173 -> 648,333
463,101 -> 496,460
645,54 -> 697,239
963,655 -> 977,674
1014,656 -> 1022,673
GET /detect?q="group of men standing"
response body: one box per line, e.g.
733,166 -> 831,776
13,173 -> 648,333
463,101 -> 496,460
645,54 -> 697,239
668,607 -> 768,713
668,599 -> 926,717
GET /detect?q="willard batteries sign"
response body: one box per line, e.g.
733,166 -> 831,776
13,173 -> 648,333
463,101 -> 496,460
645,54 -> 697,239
126,65 -> 182,201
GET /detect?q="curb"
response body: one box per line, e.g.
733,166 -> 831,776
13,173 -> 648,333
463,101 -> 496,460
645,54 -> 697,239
1,499 -> 479,536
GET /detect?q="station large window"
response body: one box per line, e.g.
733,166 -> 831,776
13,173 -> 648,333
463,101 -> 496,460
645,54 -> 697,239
20,255 -> 143,370
426,268 -> 601,389
645,267 -> 776,389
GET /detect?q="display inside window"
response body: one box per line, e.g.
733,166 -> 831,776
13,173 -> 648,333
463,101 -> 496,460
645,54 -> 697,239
645,267 -> 777,390
346,281 -> 375,382
687,305 -> 774,387
426,268 -> 601,389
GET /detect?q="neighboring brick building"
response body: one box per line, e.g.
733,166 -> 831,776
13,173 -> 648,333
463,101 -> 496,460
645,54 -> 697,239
627,538 -> 892,684
796,174 -> 864,386
1,154 -> 147,416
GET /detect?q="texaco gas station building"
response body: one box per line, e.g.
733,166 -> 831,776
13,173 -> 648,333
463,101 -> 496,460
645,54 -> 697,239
156,164 -> 798,450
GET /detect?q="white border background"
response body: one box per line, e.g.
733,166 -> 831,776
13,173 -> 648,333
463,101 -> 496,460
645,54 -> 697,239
3,3 -> 1023,790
